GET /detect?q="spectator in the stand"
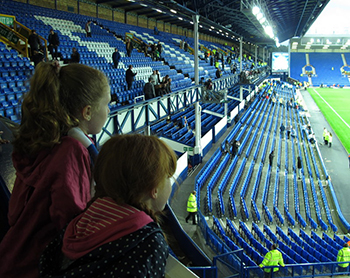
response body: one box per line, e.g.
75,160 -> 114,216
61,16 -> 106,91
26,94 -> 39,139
85,20 -> 92,37
150,43 -> 157,61
210,55 -> 214,66
143,78 -> 156,100
308,133 -> 316,144
141,41 -> 148,57
204,51 -> 209,63
126,39 -> 133,57
204,78 -> 213,91
125,65 -> 137,90
297,156 -> 302,179
28,29 -> 41,58
184,41 -> 188,52
157,42 -> 162,59
231,140 -> 240,157
269,151 -> 274,167
279,97 -> 284,107
32,50 -> 45,67
180,39 -> 184,49
280,123 -> 285,138
70,47 -> 80,63
40,134 -> 176,277
231,63 -> 237,74
0,62 -> 110,278
216,67 -> 222,79
290,126 -> 296,139
150,70 -> 158,85
182,116 -> 188,129
156,70 -> 162,84
154,25 -> 159,35
162,75 -> 171,95
286,125 -> 291,139
48,29 -> 59,60
306,124 -> 312,135
224,140 -> 231,154
112,48 -> 121,69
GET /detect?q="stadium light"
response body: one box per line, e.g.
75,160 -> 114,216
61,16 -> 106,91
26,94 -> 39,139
170,9 -> 177,14
252,5 -> 278,46
256,12 -> 263,21
259,17 -> 266,24
252,6 -> 260,16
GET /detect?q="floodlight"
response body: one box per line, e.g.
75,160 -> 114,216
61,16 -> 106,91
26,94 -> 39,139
259,17 -> 266,24
170,9 -> 177,13
252,6 -> 260,15
256,12 -> 263,21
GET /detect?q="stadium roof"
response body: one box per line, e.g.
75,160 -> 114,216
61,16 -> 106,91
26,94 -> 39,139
96,0 -> 330,46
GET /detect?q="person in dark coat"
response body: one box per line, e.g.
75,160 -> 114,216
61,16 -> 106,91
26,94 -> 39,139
157,42 -> 162,59
48,29 -> 59,60
70,47 -> 80,63
269,151 -> 274,167
126,39 -> 133,57
184,41 -> 188,52
112,48 -> 121,68
143,78 -> 156,100
297,156 -> 302,179
231,140 -> 240,157
85,20 -> 92,37
216,67 -> 222,79
280,123 -> 285,138
31,50 -> 45,67
28,29 -> 41,58
125,65 -> 137,90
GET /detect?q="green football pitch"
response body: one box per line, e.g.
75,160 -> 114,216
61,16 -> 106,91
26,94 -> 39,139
307,88 -> 350,153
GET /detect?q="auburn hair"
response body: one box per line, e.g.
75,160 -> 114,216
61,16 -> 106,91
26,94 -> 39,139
93,134 -> 177,221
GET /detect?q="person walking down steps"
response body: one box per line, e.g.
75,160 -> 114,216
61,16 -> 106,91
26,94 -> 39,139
185,191 -> 197,225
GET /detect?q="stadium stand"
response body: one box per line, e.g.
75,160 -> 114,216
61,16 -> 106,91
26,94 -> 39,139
1,0 -> 350,277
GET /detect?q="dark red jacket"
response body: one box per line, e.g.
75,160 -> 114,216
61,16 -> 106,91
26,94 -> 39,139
0,137 -> 92,278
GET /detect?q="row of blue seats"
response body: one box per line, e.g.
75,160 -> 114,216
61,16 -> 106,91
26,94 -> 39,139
216,155 -> 237,216
207,153 -> 231,213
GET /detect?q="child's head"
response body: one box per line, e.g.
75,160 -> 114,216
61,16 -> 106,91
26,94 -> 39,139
93,134 -> 177,221
14,62 -> 110,155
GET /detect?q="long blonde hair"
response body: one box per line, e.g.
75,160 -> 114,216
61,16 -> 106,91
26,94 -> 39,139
93,134 -> 177,221
13,62 -> 109,156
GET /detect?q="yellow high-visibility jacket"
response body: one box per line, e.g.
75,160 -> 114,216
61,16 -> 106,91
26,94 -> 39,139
187,193 -> 197,212
259,249 -> 285,273
337,247 -> 350,267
